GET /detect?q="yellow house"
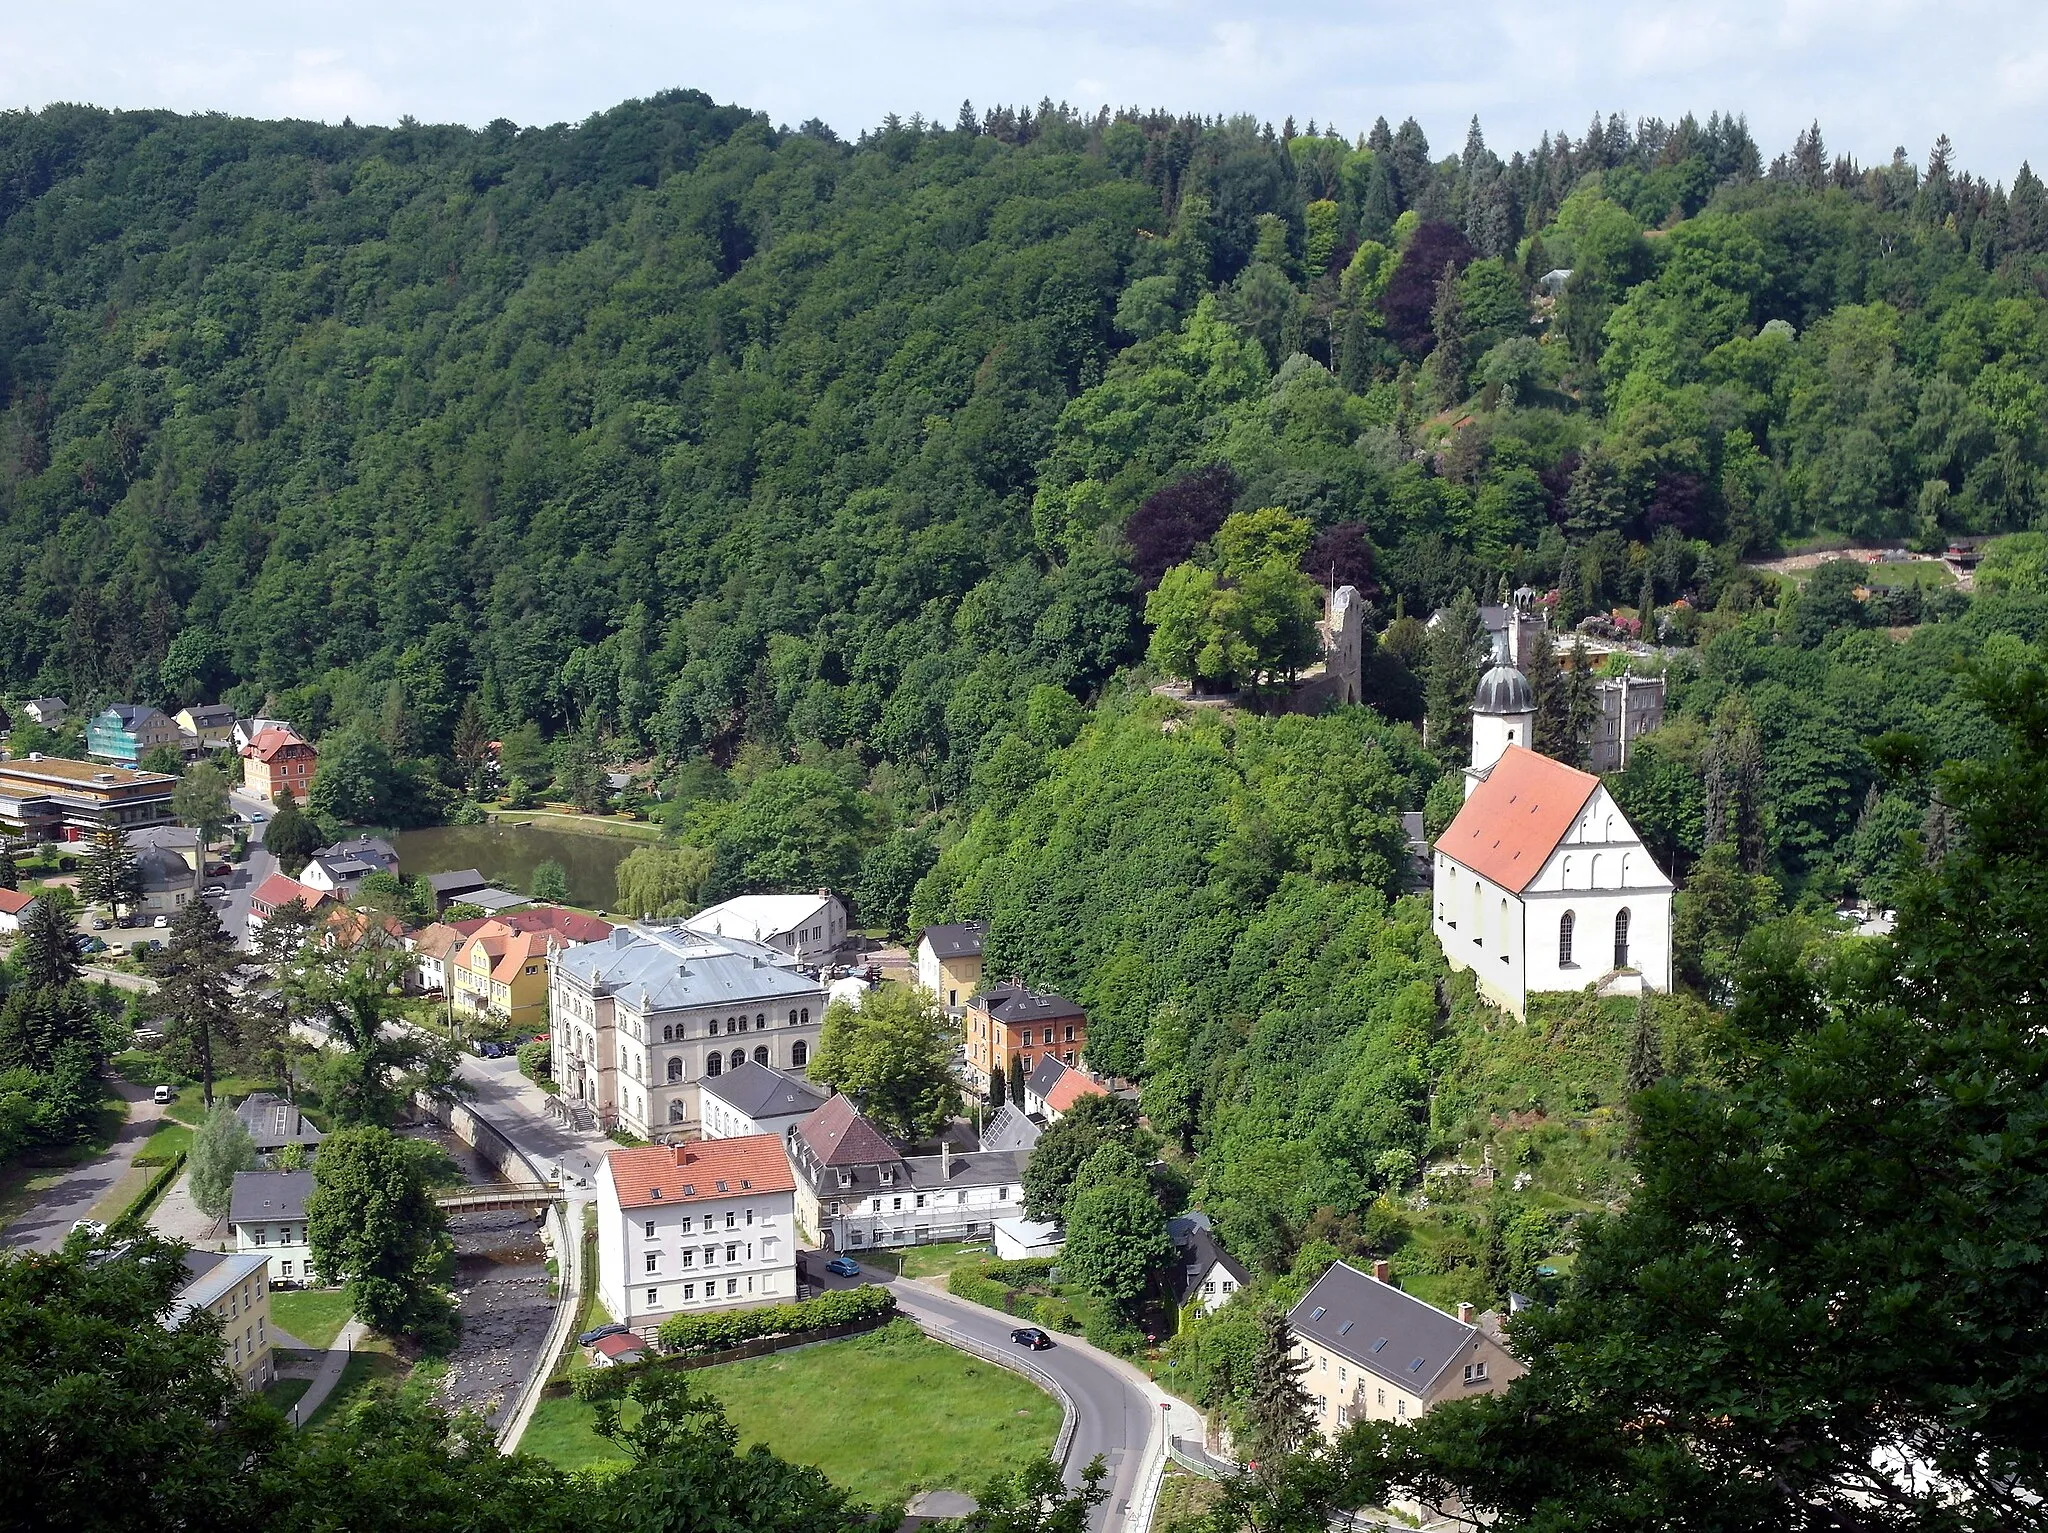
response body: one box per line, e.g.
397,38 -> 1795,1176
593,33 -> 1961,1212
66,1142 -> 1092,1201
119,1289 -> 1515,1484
449,921 -> 553,1030
916,922 -> 987,1011
169,1249 -> 274,1391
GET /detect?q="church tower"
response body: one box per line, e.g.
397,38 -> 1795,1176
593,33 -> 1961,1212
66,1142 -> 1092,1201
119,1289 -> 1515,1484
1465,638 -> 1536,798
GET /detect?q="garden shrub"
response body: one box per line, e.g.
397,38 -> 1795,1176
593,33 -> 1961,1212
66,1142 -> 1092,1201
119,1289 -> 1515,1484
656,1282 -> 894,1356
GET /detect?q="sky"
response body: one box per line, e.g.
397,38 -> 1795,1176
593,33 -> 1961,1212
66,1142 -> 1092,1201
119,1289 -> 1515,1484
6,1 -> 2044,183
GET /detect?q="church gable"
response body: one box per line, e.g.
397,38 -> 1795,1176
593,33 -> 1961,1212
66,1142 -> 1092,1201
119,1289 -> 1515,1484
1524,784 -> 1674,896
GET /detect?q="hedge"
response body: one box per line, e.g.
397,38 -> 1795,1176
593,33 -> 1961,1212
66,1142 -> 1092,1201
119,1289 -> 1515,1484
656,1282 -> 894,1356
110,1152 -> 187,1236
948,1258 -> 1059,1317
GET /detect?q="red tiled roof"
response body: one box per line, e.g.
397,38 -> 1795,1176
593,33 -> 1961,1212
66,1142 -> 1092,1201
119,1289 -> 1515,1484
1434,746 -> 1601,894
794,1093 -> 903,1168
592,1331 -> 647,1359
604,1135 -> 796,1210
242,727 -> 314,763
490,930 -> 547,984
251,873 -> 327,912
0,889 -> 34,915
1045,1069 -> 1110,1114
501,906 -> 613,945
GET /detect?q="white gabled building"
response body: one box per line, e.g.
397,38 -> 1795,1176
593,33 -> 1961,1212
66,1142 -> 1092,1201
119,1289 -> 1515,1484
550,923 -> 827,1142
700,1059 -> 829,1140
686,891 -> 848,966
1432,657 -> 1672,1021
595,1135 -> 799,1340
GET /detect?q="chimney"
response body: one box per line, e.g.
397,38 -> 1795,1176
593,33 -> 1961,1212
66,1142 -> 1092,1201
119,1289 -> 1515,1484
1372,1259 -> 1391,1284
941,1139 -> 953,1179
1457,1302 -> 1474,1325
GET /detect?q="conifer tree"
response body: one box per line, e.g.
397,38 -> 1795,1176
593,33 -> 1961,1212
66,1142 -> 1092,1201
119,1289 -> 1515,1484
0,840 -> 17,892
1241,1306 -> 1317,1472
150,901 -> 244,1109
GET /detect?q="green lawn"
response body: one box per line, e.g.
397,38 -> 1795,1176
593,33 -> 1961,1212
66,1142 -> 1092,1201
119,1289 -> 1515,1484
271,1289 -> 354,1349
1863,559 -> 1956,588
304,1345 -> 411,1430
133,1118 -> 192,1165
552,1236 -> 609,1383
522,1321 -> 1059,1502
263,1377 -> 313,1416
164,1076 -> 275,1128
897,1241 -> 996,1280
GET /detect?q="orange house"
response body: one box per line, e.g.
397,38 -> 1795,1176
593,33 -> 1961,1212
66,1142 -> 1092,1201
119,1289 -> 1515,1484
965,982 -> 1088,1092
241,728 -> 319,803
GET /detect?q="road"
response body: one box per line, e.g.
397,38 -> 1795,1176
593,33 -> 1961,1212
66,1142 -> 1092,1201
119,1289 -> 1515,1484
223,788 -> 276,951
2,1076 -> 164,1251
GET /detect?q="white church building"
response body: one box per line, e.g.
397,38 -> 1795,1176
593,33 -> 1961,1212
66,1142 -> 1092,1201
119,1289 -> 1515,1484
1432,653 -> 1673,1020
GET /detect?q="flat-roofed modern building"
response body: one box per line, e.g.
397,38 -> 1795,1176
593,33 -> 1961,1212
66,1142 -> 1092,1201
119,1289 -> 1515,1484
0,754 -> 177,840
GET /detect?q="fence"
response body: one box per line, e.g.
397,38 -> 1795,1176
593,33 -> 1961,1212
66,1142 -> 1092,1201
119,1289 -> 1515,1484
906,1317 -> 1078,1471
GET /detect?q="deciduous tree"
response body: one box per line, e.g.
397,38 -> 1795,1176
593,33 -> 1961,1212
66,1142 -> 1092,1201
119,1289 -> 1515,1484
809,984 -> 958,1141
307,1125 -> 457,1348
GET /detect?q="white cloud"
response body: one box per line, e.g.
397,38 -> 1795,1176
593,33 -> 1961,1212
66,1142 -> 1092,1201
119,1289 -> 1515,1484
1,1 -> 2039,181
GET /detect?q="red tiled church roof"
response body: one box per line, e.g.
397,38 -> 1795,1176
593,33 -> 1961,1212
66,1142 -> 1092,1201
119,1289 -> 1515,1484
1434,746 -> 1601,894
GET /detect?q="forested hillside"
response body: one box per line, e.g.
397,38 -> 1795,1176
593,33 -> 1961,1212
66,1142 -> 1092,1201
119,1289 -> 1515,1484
6,95 -> 2048,767
8,87 -> 2048,1272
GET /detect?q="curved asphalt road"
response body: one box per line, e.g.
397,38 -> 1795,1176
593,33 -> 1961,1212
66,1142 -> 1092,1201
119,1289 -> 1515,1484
815,1262 -> 1170,1530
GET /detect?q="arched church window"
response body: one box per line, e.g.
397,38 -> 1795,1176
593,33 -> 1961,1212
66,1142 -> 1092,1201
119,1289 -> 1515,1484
791,1039 -> 809,1068
1559,910 -> 1576,966
1590,853 -> 1604,887
1614,908 -> 1632,970
729,1049 -> 745,1071
1471,881 -> 1483,944
754,1045 -> 769,1066
667,1057 -> 683,1084
706,1053 -> 722,1077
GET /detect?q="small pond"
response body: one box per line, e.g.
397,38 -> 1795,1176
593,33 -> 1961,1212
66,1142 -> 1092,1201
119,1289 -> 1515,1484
390,823 -> 639,910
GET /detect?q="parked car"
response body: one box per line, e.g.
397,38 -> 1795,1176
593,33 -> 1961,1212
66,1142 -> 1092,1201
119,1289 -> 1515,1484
578,1322 -> 629,1347
152,1085 -> 175,1105
250,811 -> 267,823
118,914 -> 140,929
207,862 -> 233,877
70,1220 -> 107,1240
89,916 -> 108,931
74,935 -> 106,955
201,884 -> 227,898
1010,1327 -> 1054,1350
153,914 -> 169,927
824,1256 -> 862,1278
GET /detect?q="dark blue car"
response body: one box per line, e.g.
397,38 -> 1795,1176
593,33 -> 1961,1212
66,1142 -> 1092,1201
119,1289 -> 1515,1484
824,1256 -> 862,1278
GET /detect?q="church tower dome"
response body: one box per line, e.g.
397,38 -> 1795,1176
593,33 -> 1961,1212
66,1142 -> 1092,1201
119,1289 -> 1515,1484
1466,641 -> 1538,793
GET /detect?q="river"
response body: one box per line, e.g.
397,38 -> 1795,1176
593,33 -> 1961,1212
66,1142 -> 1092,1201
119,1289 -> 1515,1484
390,822 -> 638,910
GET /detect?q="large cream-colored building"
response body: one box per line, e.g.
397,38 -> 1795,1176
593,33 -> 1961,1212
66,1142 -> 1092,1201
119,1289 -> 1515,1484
1288,1260 -> 1523,1436
169,1249 -> 275,1391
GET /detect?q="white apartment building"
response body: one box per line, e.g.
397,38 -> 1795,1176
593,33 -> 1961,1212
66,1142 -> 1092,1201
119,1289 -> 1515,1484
595,1135 -> 799,1339
228,1170 -> 318,1286
551,923 -> 827,1141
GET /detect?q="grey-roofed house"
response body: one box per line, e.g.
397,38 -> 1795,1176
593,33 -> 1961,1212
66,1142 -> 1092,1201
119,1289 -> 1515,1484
229,1169 -> 318,1286
787,1092 -> 1027,1251
917,920 -> 988,1010
1167,1210 -> 1249,1315
22,696 -> 67,727
126,825 -> 203,915
550,922 -> 828,1143
169,1247 -> 275,1389
1287,1260 -> 1523,1438
424,868 -> 491,909
234,1092 -> 324,1162
297,835 -> 399,898
462,886 -> 531,914
979,1102 -> 1042,1154
700,1059 -> 828,1141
